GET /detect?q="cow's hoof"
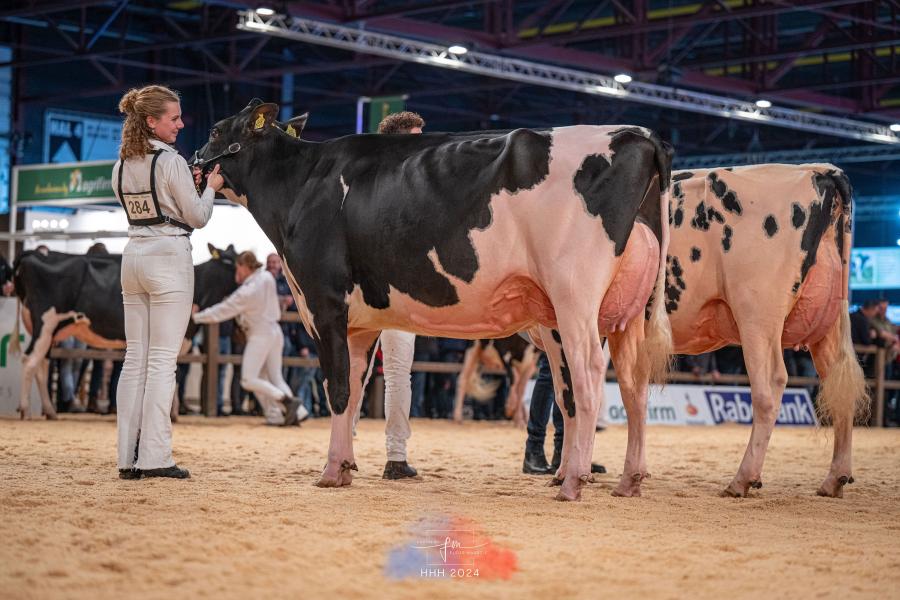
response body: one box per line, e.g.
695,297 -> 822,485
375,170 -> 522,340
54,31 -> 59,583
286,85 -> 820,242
44,412 -> 58,421
16,407 -> 25,420
316,460 -> 356,488
611,472 -> 647,497
554,486 -> 582,502
547,476 -> 564,487
816,474 -> 852,498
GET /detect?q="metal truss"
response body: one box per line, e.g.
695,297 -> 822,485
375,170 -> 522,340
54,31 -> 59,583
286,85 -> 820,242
675,144 -> 900,169
237,10 -> 900,145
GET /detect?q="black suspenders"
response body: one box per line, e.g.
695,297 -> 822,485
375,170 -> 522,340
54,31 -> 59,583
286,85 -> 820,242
117,149 -> 194,233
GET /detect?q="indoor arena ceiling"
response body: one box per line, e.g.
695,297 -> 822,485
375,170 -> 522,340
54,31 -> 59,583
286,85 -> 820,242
2,1 -> 899,191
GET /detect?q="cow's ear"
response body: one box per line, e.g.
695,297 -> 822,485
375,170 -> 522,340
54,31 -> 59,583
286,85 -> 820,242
207,242 -> 220,259
249,103 -> 279,132
246,98 -> 263,110
284,113 -> 308,138
226,244 -> 235,253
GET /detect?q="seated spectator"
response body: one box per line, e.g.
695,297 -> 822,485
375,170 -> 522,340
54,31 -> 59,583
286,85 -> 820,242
850,299 -> 883,377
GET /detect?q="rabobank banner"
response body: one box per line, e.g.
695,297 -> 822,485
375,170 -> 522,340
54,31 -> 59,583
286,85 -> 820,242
602,383 -> 817,426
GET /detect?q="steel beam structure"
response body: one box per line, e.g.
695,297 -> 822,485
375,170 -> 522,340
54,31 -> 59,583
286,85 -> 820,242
236,10 -> 900,144
674,144 -> 900,168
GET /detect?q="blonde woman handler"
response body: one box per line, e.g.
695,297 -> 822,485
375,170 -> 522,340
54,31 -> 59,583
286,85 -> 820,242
113,85 -> 224,480
192,251 -> 307,427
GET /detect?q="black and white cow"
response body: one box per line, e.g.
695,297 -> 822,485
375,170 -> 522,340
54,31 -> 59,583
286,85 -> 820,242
12,244 -> 238,419
195,99 -> 673,501
607,164 -> 866,499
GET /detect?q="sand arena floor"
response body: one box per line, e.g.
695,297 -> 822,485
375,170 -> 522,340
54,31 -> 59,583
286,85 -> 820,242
1,415 -> 899,600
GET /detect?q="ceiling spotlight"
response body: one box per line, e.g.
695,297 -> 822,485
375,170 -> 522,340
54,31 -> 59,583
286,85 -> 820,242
448,45 -> 468,55
32,219 -> 39,229
755,99 -> 772,109
891,123 -> 900,132
40,220 -> 49,228
60,219 -> 69,228
614,73 -> 632,84
256,7 -> 275,16
50,219 -> 58,229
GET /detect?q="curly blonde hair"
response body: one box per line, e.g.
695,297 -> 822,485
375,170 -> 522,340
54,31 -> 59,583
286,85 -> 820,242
117,85 -> 180,161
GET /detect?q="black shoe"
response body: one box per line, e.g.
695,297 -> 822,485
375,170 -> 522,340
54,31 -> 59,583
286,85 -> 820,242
550,448 -> 605,474
383,460 -> 419,480
281,397 -> 302,427
118,468 -> 141,480
523,448 -> 553,475
141,465 -> 190,479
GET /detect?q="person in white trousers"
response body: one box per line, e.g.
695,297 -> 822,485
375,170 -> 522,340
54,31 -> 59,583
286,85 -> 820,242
113,84 -> 224,480
192,251 -> 307,427
373,112 -> 426,480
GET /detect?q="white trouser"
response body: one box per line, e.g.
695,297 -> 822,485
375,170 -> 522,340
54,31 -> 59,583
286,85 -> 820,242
380,330 -> 415,461
117,235 -> 193,470
241,323 -> 292,425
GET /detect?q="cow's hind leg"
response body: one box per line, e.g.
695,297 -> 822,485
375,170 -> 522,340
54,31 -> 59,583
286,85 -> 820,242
722,326 -> 788,498
316,328 -> 381,488
452,344 -> 480,423
545,323 -> 606,502
36,358 -> 56,420
810,303 -> 867,498
608,316 -> 651,497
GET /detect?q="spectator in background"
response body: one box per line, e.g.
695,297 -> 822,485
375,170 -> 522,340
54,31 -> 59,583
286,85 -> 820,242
850,299 -> 883,377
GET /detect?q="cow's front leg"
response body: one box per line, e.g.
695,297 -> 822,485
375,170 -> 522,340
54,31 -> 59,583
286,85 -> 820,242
316,325 -> 381,488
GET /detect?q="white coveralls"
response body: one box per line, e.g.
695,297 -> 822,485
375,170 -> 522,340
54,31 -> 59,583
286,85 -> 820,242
114,139 -> 215,470
372,330 -> 415,462
192,268 -> 293,425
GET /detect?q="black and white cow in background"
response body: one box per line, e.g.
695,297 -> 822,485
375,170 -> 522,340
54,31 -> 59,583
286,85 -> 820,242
12,243 -> 238,420
195,99 -> 673,501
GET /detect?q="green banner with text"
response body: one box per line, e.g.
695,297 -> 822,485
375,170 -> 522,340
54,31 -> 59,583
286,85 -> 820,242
367,96 -> 406,133
14,161 -> 115,205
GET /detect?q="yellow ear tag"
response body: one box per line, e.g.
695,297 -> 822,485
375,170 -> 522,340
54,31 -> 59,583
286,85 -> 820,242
211,250 -> 220,259
254,113 -> 266,129
285,124 -> 297,137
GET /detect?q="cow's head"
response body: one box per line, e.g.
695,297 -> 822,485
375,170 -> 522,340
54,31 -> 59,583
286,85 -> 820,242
192,99 -> 307,207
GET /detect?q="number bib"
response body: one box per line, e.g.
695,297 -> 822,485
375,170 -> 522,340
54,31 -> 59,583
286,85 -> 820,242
122,192 -> 161,220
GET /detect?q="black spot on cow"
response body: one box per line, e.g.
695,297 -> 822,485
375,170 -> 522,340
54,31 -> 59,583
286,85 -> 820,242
664,255 -> 686,314
792,280 -> 801,294
722,225 -> 733,252
691,202 -> 710,230
764,215 -> 778,237
690,247 -> 701,262
724,167 -> 734,172
708,172 -> 742,215
706,205 -> 725,225
672,180 -> 686,228
550,329 -> 575,417
673,172 -> 693,182
573,128 -> 660,255
791,203 -> 807,229
799,173 -> 840,283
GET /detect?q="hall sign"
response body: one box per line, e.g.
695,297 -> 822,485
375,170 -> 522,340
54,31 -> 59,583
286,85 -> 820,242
13,160 -> 116,206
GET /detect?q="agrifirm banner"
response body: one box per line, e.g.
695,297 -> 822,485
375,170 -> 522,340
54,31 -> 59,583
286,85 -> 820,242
0,297 -> 39,416
602,383 -> 817,426
13,160 -> 116,206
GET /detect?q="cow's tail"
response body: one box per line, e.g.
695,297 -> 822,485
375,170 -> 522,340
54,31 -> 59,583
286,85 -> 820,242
640,134 -> 674,385
816,168 -> 868,426
10,297 -> 22,356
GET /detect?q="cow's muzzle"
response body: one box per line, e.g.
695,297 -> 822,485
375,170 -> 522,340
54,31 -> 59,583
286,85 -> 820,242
189,142 -> 241,193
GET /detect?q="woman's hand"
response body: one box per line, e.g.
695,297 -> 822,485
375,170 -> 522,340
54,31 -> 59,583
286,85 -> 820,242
192,166 -> 202,187
206,164 -> 224,192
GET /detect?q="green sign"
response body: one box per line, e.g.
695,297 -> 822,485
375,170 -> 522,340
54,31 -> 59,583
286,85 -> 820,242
14,160 -> 116,205
367,95 -> 406,133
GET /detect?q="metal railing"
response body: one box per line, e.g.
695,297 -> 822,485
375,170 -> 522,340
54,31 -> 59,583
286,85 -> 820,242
47,315 -> 895,426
